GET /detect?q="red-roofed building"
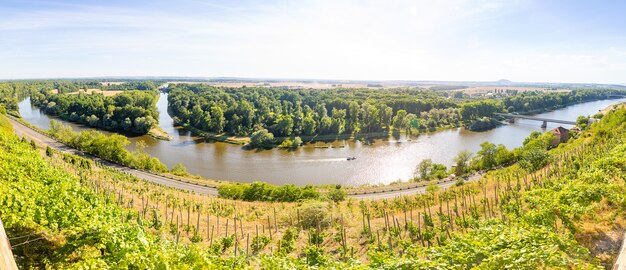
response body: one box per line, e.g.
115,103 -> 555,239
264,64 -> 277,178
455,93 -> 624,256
550,126 -> 570,146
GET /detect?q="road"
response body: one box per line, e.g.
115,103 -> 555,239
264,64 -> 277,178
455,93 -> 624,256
348,173 -> 482,200
616,232 -> 626,270
7,116 -> 481,200
7,117 -> 219,196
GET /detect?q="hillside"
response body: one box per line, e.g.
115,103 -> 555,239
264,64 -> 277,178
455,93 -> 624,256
1,107 -> 626,268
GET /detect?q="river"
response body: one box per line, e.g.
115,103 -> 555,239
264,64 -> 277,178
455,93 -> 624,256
18,94 -> 626,186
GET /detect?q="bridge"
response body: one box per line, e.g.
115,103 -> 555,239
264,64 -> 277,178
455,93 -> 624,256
494,113 -> 577,128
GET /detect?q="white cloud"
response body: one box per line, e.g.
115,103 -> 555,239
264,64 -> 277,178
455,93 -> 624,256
0,0 -> 625,84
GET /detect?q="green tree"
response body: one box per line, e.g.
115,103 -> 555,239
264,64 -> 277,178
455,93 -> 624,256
416,159 -> 433,179
210,106 -> 226,133
302,114 -> 317,135
453,150 -> 472,176
477,141 -> 497,169
519,148 -> 550,172
392,109 -> 407,131
250,129 -> 274,147
273,114 -> 294,136
171,163 -> 188,176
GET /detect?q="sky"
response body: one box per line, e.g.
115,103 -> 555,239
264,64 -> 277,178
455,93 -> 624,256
1,0 -> 626,84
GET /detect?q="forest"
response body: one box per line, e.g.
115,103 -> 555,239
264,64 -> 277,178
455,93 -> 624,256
167,84 -> 621,145
2,101 -> 626,268
30,89 -> 160,134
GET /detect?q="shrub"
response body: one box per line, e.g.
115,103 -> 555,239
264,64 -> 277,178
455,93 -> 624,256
326,185 -> 346,202
298,202 -> 331,230
170,163 -> 188,176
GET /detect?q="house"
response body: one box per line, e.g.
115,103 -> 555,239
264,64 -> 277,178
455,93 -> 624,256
550,126 -> 570,146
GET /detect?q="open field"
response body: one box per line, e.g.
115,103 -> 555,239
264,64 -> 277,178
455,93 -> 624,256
167,81 -> 387,89
66,89 -> 122,96
100,81 -> 127,86
458,86 -> 571,94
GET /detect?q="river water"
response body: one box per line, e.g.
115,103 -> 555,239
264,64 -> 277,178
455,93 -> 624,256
18,94 -> 625,186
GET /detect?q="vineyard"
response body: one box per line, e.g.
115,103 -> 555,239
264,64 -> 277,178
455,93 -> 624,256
1,106 -> 626,268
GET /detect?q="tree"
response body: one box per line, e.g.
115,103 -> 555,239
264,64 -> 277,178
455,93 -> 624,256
405,113 -> 419,133
250,129 -> 274,147
453,150 -> 472,176
416,159 -> 434,180
523,131 -> 542,146
170,163 -> 188,176
477,142 -> 497,169
302,114 -> 317,135
86,114 -> 100,127
519,148 -> 550,172
327,185 -> 346,202
210,106 -> 225,133
273,114 -> 294,136
292,137 -> 303,147
392,109 -> 407,131
494,144 -> 514,165
576,115 -> 589,129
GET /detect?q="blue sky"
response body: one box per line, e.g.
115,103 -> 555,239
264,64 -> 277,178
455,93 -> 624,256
1,0 -> 626,83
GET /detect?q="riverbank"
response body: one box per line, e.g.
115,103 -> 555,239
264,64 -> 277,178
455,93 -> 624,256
148,126 -> 173,141
600,102 -> 626,114
6,113 -> 491,200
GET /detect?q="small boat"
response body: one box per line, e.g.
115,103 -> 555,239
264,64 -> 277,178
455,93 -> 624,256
347,157 -> 356,161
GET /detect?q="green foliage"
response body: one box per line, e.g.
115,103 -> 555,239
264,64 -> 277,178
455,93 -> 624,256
466,117 -> 498,131
167,84 -> 460,139
170,163 -> 188,176
460,100 -> 501,121
278,228 -> 297,255
298,202 -> 331,229
31,89 -> 159,134
303,244 -> 328,266
48,120 -> 168,172
474,142 -> 515,170
251,235 -> 271,253
523,131 -> 542,146
425,183 -> 440,193
453,150 -> 472,176
217,181 -> 320,202
0,118 -> 243,268
167,85 -> 621,143
519,148 -> 551,172
381,222 -> 598,269
326,185 -> 347,202
250,129 -> 275,148
45,145 -> 54,157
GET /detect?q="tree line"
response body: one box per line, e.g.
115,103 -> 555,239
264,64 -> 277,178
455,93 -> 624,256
169,85 -> 621,145
459,89 -> 623,131
31,89 -> 160,134
167,84 -> 462,141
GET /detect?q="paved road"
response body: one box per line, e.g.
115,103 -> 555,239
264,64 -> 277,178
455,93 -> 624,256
349,173 -> 482,200
8,116 -> 481,200
8,117 -> 219,196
